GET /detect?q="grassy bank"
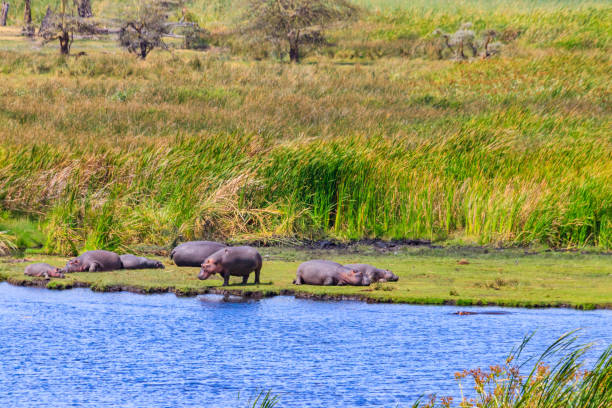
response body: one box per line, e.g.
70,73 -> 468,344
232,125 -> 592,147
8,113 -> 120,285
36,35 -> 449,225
1,247 -> 611,308
0,0 -> 610,254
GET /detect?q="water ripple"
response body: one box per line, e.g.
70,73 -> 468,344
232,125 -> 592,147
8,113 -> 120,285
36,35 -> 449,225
0,283 -> 611,407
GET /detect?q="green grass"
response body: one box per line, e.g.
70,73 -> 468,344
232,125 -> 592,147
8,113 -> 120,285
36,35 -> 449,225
2,247 -> 612,308
0,0 -> 610,254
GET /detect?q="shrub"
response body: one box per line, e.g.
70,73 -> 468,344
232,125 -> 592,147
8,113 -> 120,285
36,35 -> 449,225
118,1 -> 170,59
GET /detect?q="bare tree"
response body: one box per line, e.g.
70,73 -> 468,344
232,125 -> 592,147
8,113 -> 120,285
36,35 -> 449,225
118,1 -> 170,59
39,0 -> 72,54
73,0 -> 92,18
245,0 -> 357,62
39,0 -> 104,55
0,2 -> 9,27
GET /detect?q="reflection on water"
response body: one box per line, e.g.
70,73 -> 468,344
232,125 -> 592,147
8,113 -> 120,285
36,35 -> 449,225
0,283 -> 610,407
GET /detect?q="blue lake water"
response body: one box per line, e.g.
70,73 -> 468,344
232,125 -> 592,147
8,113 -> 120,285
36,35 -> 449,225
0,282 -> 611,407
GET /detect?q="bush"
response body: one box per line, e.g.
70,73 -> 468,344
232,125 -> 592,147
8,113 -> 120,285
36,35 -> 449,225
183,25 -> 211,50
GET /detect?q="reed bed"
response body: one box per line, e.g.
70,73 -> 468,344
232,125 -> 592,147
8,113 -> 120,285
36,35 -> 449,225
0,0 -> 610,254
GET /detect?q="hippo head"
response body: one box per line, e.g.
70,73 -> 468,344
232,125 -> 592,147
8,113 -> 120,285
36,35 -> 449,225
49,268 -> 66,278
64,258 -> 86,273
198,258 -> 223,280
379,269 -> 399,282
340,268 -> 369,286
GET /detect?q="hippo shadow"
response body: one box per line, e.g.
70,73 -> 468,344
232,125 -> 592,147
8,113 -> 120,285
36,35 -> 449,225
224,281 -> 273,287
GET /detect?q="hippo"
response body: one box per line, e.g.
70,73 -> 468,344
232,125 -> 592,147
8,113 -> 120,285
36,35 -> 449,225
294,260 -> 370,286
119,254 -> 165,270
198,246 -> 262,286
24,263 -> 65,278
63,250 -> 123,273
170,241 -> 227,267
344,263 -> 399,283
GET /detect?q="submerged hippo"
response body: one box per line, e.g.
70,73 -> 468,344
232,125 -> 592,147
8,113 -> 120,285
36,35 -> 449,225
63,250 -> 123,273
294,260 -> 370,286
119,254 -> 165,270
24,263 -> 65,278
170,241 -> 227,267
198,246 -> 262,286
344,263 -> 399,283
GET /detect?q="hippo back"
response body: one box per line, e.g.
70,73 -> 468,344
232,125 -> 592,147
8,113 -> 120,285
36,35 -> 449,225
24,263 -> 63,278
212,246 -> 262,271
345,263 -> 397,282
171,241 -> 227,267
297,260 -> 362,285
120,254 -> 164,269
65,250 -> 123,272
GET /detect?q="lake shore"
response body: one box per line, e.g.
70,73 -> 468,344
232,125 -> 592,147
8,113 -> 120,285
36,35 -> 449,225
2,246 -> 611,309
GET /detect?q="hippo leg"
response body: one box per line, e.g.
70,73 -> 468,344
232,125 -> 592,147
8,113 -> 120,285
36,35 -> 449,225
293,275 -> 302,285
242,275 -> 249,285
254,266 -> 261,285
222,272 -> 230,286
323,276 -> 335,286
89,262 -> 101,272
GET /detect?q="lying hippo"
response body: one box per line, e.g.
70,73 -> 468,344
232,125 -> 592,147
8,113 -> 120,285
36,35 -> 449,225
344,263 -> 399,283
24,263 -> 65,278
63,250 -> 123,272
119,254 -> 165,270
171,241 -> 227,267
294,260 -> 370,286
199,246 -> 262,286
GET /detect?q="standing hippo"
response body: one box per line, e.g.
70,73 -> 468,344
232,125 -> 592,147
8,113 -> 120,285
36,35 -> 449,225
119,254 -> 165,270
198,246 -> 262,286
294,260 -> 370,286
63,250 -> 123,273
344,264 -> 399,283
170,241 -> 227,267
24,263 -> 65,278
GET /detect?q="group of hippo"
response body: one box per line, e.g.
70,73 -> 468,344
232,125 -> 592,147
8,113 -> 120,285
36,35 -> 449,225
24,252 -> 164,279
24,241 -> 399,287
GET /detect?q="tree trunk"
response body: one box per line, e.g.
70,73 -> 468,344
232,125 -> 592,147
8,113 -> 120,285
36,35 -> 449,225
40,6 -> 53,33
59,30 -> 71,55
74,0 -> 93,18
288,32 -> 300,63
0,2 -> 9,27
23,0 -> 31,24
22,0 -> 34,36
140,42 -> 148,59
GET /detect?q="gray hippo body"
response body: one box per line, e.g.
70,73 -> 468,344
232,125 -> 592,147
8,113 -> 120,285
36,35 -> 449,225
294,260 -> 370,286
198,246 -> 262,286
171,241 -> 227,267
119,254 -> 164,270
24,263 -> 65,278
344,263 -> 399,282
63,250 -> 123,273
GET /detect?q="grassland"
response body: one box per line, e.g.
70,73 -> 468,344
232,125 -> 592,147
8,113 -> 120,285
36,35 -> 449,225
2,247 -> 611,309
0,0 -> 611,256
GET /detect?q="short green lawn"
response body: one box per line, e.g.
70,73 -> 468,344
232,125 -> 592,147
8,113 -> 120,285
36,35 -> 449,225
2,247 -> 611,309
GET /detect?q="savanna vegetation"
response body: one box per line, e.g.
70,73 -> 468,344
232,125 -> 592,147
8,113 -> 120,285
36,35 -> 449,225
0,0 -> 610,256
